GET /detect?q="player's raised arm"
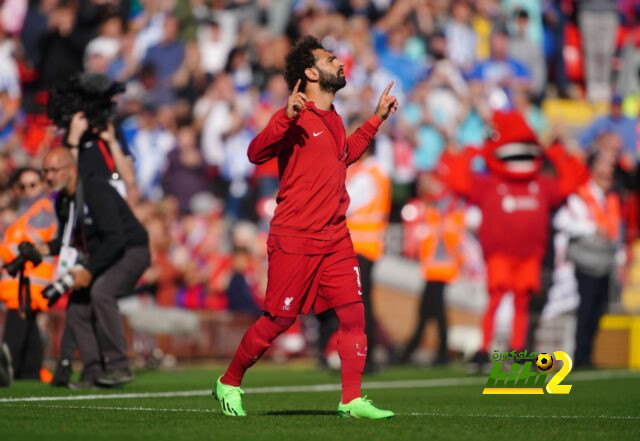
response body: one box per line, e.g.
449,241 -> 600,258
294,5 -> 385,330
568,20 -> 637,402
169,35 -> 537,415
247,80 -> 307,164
374,81 -> 399,121
344,82 -> 399,165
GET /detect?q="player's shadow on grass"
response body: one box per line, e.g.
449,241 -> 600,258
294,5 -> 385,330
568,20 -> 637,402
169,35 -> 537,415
262,410 -> 336,416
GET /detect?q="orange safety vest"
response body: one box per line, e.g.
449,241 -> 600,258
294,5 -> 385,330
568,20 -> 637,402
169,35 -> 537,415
346,159 -> 391,262
577,184 -> 621,241
418,201 -> 466,282
0,197 -> 57,311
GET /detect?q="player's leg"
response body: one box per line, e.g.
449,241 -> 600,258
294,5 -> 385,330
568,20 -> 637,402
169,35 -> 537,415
356,254 -> 377,372
333,301 -> 394,419
215,247 -> 321,416
318,247 -> 393,419
221,314 -> 296,386
215,314 -> 296,416
334,302 -> 367,404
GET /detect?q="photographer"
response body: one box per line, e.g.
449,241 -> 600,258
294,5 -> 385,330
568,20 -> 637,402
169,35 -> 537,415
40,148 -> 149,387
48,72 -> 139,206
0,168 -> 57,381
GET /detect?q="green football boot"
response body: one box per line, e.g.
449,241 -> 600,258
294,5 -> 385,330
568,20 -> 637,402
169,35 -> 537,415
337,396 -> 394,419
213,376 -> 247,416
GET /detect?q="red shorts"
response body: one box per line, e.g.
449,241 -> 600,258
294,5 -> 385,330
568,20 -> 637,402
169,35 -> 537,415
486,254 -> 541,295
263,245 -> 363,318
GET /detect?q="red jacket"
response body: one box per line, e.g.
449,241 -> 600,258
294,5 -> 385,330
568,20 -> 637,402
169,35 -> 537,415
248,103 -> 382,254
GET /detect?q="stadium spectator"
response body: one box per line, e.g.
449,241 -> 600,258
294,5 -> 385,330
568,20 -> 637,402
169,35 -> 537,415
373,2 -> 426,93
578,0 -> 619,102
35,3 -> 92,90
225,246 -> 262,317
162,124 -> 209,214
171,40 -> 207,113
554,151 -> 625,368
469,28 -> 531,112
508,9 -> 546,99
198,15 -> 237,76
617,16 -> 640,105
0,167 -> 56,381
542,0 -> 569,98
142,15 -> 184,105
124,103 -> 175,201
445,0 -> 476,72
579,95 -> 638,163
503,0 -> 544,50
471,0 -> 500,60
398,171 -> 466,366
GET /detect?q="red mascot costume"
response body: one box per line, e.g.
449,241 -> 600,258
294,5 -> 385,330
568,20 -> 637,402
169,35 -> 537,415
439,111 -> 587,365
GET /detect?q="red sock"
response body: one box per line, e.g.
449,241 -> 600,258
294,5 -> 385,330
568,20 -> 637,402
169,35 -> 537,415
335,302 -> 366,404
221,315 -> 295,386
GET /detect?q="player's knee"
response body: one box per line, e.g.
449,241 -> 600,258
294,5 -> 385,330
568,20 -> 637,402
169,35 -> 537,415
336,302 -> 365,333
262,314 -> 296,333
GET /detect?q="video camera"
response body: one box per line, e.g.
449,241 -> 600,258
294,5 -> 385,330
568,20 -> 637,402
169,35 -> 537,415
47,72 -> 125,132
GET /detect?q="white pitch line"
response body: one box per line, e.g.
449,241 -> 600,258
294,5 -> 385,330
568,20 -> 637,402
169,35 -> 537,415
2,404 -> 639,421
3,404 -> 215,413
405,413 -> 640,420
0,369 -> 638,404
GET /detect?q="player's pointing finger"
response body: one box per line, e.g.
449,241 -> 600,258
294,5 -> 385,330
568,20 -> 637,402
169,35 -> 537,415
382,81 -> 394,97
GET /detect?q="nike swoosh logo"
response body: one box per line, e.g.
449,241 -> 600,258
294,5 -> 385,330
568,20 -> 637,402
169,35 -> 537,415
357,352 -> 367,357
313,131 -> 324,137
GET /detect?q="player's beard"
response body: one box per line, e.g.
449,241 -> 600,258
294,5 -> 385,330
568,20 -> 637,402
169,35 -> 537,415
317,67 -> 346,94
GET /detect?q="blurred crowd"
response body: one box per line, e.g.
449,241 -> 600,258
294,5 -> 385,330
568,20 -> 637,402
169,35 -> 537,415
0,0 -> 639,323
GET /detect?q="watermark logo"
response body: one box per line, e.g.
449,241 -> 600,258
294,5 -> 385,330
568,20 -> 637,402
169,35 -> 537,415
482,350 -> 573,395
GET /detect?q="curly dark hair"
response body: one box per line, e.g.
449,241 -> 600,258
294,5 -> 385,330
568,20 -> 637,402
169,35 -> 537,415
47,72 -> 124,131
284,36 -> 324,92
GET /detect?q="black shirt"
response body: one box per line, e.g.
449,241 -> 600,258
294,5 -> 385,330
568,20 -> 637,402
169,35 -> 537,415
49,175 -> 148,277
74,127 -> 132,181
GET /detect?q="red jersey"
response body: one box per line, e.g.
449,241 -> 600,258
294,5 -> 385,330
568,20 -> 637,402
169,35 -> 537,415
248,103 -> 382,254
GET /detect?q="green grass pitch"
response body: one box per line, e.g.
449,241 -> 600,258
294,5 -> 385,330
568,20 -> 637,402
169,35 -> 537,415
1,364 -> 638,440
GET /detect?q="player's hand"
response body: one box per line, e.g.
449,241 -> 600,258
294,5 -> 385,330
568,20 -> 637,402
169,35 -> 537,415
375,81 -> 399,121
286,79 -> 307,119
70,266 -> 93,289
67,112 -> 89,147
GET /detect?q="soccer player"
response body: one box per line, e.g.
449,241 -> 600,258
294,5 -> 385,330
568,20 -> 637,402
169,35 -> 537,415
214,36 -> 398,419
